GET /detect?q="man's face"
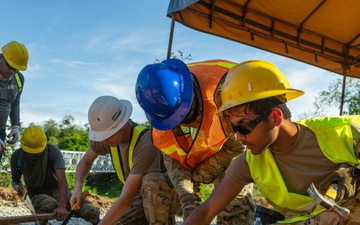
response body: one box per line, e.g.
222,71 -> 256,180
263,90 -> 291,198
0,56 -> 18,80
227,105 -> 276,155
101,126 -> 127,147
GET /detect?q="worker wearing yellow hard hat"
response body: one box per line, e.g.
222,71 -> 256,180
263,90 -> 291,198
183,60 -> 360,225
11,125 -> 100,224
0,40 -> 29,161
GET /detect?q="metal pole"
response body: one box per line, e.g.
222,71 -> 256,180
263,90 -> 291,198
339,65 -> 348,116
167,15 -> 175,59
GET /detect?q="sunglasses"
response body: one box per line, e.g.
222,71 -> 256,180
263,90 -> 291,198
231,111 -> 271,135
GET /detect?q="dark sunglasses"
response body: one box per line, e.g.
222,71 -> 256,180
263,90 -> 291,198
231,111 -> 271,135
5,60 -> 17,71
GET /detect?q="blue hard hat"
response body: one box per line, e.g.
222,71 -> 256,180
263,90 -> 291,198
135,58 -> 193,130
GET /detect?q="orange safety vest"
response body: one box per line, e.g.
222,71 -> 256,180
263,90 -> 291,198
152,60 -> 236,170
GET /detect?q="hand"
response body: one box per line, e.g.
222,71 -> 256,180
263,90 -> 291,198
0,139 -> 6,155
70,188 -> 84,210
180,193 -> 197,220
54,205 -> 69,221
14,183 -> 28,197
7,125 -> 21,144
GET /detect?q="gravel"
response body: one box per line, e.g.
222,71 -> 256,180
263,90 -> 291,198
0,201 -> 215,225
0,205 -> 92,225
0,205 -> 192,225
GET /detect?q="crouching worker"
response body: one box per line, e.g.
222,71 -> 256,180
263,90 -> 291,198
70,96 -> 181,225
11,125 -> 100,225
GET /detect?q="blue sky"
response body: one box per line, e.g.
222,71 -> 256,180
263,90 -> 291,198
2,0 -> 341,128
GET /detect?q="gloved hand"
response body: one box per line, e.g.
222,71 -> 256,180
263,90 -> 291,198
319,165 -> 360,202
0,139 -> 6,155
180,193 -> 197,220
7,125 -> 21,144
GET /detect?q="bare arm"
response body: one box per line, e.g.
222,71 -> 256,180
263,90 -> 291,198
98,173 -> 143,225
54,168 -> 69,221
70,148 -> 98,209
183,174 -> 244,225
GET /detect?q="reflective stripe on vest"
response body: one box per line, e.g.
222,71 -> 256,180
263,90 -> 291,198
110,125 -> 148,184
152,60 -> 236,170
247,116 -> 360,223
15,73 -> 22,92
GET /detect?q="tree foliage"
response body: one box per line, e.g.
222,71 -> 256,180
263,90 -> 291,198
155,50 -> 192,63
298,77 -> 360,119
315,78 -> 360,115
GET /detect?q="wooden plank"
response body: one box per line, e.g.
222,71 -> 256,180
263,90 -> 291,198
0,213 -> 56,224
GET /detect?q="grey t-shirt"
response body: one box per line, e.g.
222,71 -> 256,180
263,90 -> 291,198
226,122 -> 360,195
90,127 -> 166,180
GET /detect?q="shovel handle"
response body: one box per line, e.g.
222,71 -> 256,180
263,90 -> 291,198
61,190 -> 90,225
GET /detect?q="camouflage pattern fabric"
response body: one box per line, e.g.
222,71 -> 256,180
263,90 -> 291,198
116,172 -> 181,225
164,135 -> 255,225
214,173 -> 255,225
31,190 -> 100,225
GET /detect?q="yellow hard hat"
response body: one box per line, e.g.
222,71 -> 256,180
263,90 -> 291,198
217,60 -> 304,114
2,41 -> 29,71
21,125 -> 47,154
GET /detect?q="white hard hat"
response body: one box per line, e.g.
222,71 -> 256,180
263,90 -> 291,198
88,96 -> 132,141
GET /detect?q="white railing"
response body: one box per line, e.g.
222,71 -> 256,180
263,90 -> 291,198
61,150 -> 115,172
0,150 -> 115,173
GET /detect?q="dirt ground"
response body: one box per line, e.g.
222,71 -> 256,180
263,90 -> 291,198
0,186 -> 114,216
0,186 -> 270,220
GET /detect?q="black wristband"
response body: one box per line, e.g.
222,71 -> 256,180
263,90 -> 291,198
350,164 -> 360,178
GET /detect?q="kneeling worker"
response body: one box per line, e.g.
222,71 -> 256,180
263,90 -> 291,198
70,95 -> 180,225
11,125 -> 100,225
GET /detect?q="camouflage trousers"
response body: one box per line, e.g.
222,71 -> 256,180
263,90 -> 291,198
31,190 -> 100,225
115,172 -> 181,225
215,183 -> 255,225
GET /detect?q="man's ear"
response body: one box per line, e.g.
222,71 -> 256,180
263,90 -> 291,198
271,108 -> 283,126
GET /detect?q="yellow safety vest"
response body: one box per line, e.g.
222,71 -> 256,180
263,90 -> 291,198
110,125 -> 148,184
247,116 -> 360,223
153,59 -> 236,170
15,73 -> 22,92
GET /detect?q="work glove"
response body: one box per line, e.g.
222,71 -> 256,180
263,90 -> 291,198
319,165 -> 360,202
0,139 -> 6,155
180,193 -> 197,220
7,125 -> 21,144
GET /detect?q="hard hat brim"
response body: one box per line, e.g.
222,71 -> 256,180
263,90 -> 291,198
217,89 -> 304,115
89,99 -> 132,141
146,59 -> 193,130
22,145 -> 46,154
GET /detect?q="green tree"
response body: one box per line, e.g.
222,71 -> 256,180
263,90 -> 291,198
299,77 -> 360,119
155,50 -> 192,63
58,115 -> 89,151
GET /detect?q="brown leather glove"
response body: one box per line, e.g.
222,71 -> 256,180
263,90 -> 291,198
319,165 -> 360,202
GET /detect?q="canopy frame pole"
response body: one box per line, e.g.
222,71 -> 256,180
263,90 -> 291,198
167,15 -> 175,59
339,65 -> 347,116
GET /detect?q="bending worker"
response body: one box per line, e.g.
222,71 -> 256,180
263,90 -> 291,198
70,95 -> 180,225
11,125 -> 100,225
136,59 -> 255,224
0,41 -> 28,160
183,60 -> 360,225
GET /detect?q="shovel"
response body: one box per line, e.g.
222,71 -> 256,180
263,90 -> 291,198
61,190 -> 89,225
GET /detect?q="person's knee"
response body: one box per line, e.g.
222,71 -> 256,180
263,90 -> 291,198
31,194 -> 58,213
